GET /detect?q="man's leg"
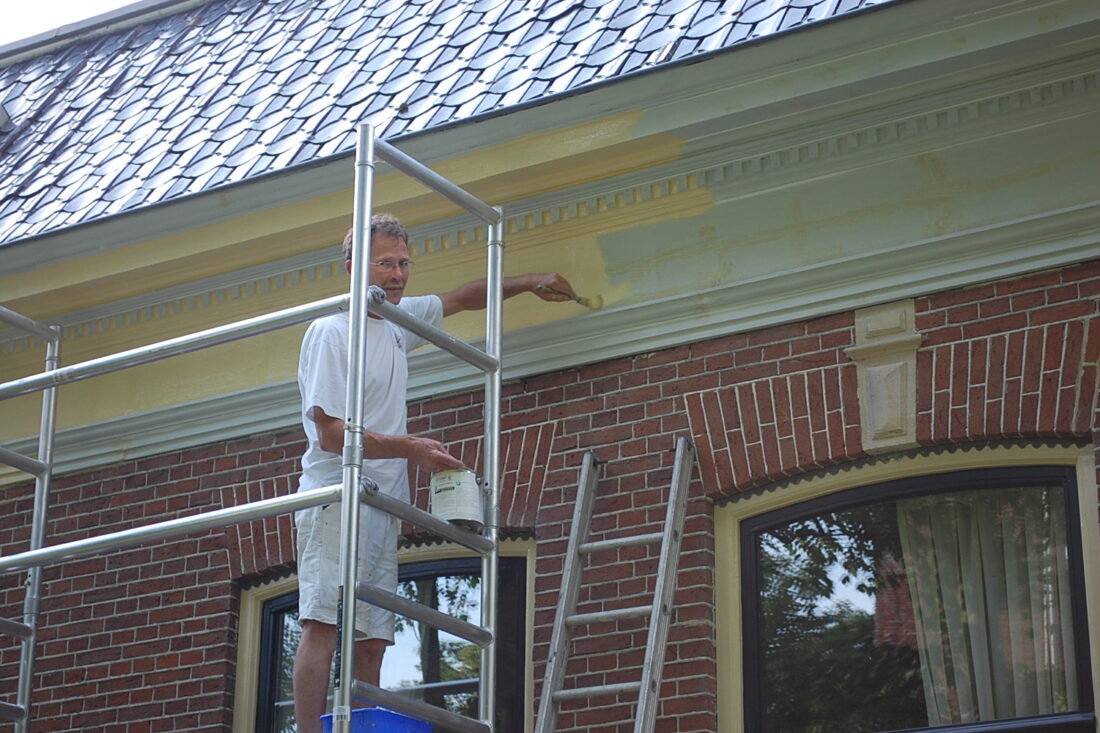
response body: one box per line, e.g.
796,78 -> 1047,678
294,619 -> 337,733
294,622 -> 389,732
354,638 -> 387,687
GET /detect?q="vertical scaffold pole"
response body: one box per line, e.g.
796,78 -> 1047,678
479,208 -> 504,727
332,123 -> 377,733
16,326 -> 60,733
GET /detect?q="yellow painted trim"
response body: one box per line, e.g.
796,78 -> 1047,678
1076,451 -> 1100,722
715,443 -> 1097,733
714,507 -> 743,733
233,574 -> 299,733
1,198 -> 351,319
2,110 -> 680,321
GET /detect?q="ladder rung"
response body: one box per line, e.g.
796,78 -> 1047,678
566,604 -> 651,626
0,617 -> 32,639
553,681 -> 642,702
0,699 -> 27,722
579,532 -> 663,554
356,581 -> 493,647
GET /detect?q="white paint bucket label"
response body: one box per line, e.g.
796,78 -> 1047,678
430,469 -> 483,530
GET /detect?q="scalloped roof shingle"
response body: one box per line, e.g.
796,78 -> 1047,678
0,0 -> 890,247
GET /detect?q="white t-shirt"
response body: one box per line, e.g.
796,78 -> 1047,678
297,295 -> 443,499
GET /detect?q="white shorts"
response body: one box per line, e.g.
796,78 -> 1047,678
295,502 -> 398,642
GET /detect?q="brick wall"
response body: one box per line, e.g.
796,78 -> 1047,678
0,431 -> 304,732
1,259 -> 1097,732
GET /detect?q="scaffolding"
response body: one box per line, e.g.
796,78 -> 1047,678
0,123 -> 504,733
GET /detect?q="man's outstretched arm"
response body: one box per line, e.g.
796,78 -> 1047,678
437,272 -> 579,316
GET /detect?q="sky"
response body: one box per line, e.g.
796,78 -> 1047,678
2,0 -> 140,47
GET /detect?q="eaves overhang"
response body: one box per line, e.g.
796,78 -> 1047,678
4,0 -> 1097,284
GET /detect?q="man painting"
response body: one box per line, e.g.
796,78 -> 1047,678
293,213 -> 578,731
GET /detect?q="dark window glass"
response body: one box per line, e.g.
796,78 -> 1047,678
255,557 -> 525,732
255,591 -> 299,733
742,467 -> 1094,733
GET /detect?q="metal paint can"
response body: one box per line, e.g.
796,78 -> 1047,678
430,469 -> 483,531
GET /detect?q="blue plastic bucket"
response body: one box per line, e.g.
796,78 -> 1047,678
321,708 -> 433,733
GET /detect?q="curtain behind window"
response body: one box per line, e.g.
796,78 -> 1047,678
898,487 -> 1077,725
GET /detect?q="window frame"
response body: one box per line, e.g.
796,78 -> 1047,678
740,464 -> 1093,733
713,446 -> 1100,733
254,589 -> 299,732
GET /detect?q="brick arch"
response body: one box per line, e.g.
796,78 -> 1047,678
684,362 -> 864,498
217,430 -> 302,581
409,421 -> 560,530
916,314 -> 1099,445
685,264 -> 1100,501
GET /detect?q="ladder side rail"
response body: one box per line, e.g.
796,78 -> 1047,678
0,446 -> 47,476
366,288 -> 499,373
354,581 -> 493,646
533,450 -> 602,733
0,485 -> 341,575
0,305 -> 55,341
375,140 -> 500,227
0,294 -> 350,402
352,679 -> 491,733
633,436 -> 696,733
359,480 -> 493,553
331,122 -> 377,733
479,210 -> 504,727
15,327 -> 59,733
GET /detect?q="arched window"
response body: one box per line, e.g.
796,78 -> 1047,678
740,465 -> 1094,733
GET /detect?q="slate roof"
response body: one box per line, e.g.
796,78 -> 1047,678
0,0 -> 890,248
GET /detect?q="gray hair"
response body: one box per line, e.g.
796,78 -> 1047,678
342,213 -> 408,261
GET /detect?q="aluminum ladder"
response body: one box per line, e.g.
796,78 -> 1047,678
534,436 -> 696,733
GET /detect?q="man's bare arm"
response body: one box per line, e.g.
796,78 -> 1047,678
309,407 -> 463,473
437,273 -> 579,317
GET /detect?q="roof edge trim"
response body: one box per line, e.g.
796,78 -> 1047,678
0,0 -> 210,66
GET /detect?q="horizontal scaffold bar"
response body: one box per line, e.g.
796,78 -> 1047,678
356,581 -> 493,647
0,617 -> 32,640
392,678 -> 478,697
367,287 -> 499,373
0,294 -> 350,402
375,139 -> 500,226
0,699 -> 26,723
0,305 -> 57,342
353,679 -> 491,733
0,446 -> 47,477
358,481 -> 493,555
0,485 -> 341,575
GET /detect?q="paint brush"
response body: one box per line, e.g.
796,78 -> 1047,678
545,287 -> 603,310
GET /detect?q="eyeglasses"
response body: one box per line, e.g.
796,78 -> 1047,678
371,259 -> 414,272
